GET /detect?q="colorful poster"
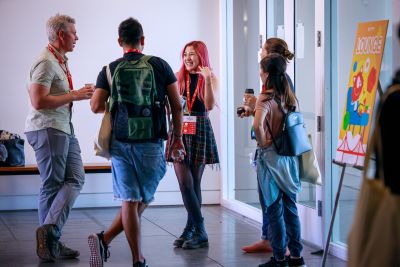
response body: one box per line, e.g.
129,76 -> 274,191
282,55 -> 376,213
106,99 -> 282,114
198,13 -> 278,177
335,20 -> 388,167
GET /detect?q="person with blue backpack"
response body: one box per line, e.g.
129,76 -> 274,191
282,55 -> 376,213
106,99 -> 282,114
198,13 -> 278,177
88,17 -> 185,267
254,54 -> 305,267
239,38 -> 294,255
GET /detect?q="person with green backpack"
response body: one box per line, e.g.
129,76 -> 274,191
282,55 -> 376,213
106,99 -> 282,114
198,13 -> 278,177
88,17 -> 185,267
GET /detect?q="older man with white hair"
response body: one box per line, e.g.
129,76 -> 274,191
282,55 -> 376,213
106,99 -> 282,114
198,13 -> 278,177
25,13 -> 93,262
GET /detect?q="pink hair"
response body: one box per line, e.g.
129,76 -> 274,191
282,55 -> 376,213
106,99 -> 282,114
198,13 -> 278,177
177,41 -> 211,102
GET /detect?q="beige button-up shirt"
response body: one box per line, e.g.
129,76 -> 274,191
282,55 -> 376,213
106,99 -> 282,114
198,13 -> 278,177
25,46 -> 73,135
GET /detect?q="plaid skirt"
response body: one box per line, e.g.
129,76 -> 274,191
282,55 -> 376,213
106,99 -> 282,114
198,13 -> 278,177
166,111 -> 219,166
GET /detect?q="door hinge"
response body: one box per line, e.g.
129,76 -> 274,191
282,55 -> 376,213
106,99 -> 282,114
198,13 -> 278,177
317,116 -> 322,132
318,200 -> 322,217
317,31 -> 321,47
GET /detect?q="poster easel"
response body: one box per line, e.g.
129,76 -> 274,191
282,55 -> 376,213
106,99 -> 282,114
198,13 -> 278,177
320,83 -> 384,267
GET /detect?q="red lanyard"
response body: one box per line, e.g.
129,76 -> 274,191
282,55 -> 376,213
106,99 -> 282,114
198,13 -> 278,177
261,84 -> 267,93
47,44 -> 73,90
124,48 -> 142,54
185,73 -> 201,113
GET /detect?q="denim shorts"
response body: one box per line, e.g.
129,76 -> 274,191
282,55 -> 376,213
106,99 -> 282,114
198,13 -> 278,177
110,136 -> 166,204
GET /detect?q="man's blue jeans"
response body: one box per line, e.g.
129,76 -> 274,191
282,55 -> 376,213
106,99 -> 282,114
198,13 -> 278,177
26,128 -> 85,238
267,190 -> 303,260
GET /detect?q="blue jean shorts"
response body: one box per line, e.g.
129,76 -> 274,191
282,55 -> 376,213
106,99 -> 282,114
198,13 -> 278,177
110,136 -> 166,204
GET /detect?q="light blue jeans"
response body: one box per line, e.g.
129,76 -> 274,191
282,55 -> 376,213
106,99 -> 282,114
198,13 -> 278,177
26,127 -> 85,239
110,135 -> 166,204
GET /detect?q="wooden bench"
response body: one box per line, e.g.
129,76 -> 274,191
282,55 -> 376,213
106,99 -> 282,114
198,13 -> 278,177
0,163 -> 111,175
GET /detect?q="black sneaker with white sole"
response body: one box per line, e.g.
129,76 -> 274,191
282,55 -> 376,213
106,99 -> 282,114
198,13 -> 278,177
88,231 -> 110,267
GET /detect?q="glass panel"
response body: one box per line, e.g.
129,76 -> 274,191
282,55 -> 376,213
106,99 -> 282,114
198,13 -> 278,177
232,0 -> 260,206
295,0 -> 317,209
331,0 -> 393,245
267,0 -> 284,38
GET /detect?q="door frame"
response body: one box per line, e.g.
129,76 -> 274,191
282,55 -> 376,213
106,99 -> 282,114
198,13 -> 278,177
220,0 -> 330,253
286,0 -> 325,248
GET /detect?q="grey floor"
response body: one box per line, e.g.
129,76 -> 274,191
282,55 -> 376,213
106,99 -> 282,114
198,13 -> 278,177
0,205 -> 346,267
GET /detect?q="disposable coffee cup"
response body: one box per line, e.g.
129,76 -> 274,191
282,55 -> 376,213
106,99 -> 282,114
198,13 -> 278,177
85,83 -> 95,91
236,107 -> 245,116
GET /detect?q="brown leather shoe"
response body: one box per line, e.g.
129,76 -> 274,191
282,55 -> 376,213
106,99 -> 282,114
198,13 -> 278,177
36,224 -> 59,262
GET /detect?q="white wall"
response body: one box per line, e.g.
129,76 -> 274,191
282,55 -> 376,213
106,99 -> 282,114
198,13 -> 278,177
0,0 -> 221,209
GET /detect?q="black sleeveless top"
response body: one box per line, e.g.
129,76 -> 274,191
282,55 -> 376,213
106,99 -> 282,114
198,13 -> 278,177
186,73 -> 206,113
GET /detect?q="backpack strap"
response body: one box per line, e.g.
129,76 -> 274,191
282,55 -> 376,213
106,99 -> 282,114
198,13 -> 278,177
265,115 -> 280,151
104,64 -> 112,111
264,95 -> 293,151
139,55 -> 153,64
263,95 -> 283,151
106,64 -> 112,88
139,55 -> 167,106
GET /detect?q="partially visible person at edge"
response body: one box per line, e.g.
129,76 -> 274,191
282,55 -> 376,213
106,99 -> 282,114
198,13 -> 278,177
254,54 -> 305,267
240,38 -> 294,254
379,24 -> 400,195
88,17 -> 184,267
165,40 -> 219,250
24,13 -> 94,262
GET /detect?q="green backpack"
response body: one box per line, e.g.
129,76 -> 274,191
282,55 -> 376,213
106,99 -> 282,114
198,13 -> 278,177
109,55 -> 167,142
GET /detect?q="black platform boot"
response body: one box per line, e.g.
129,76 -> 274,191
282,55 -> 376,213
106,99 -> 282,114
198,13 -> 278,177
182,219 -> 208,249
173,220 -> 195,247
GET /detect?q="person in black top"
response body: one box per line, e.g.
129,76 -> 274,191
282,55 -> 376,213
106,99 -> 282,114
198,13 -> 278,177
379,24 -> 400,195
88,17 -> 184,267
166,40 -> 219,249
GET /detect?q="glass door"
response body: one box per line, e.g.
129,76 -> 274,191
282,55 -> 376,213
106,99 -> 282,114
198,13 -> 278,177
230,0 -> 260,209
329,0 -> 394,258
221,0 -> 267,223
221,0 -> 325,248
266,0 -> 324,247
294,0 -> 324,247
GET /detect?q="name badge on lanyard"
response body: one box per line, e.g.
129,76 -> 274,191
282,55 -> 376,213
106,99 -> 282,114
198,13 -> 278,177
183,73 -> 200,135
183,116 -> 197,135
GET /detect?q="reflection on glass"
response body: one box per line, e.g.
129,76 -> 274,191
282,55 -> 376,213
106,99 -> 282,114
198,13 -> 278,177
295,0 -> 316,208
267,0 -> 284,38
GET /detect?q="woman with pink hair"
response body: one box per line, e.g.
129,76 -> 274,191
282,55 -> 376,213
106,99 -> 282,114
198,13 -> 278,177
166,41 -> 219,249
